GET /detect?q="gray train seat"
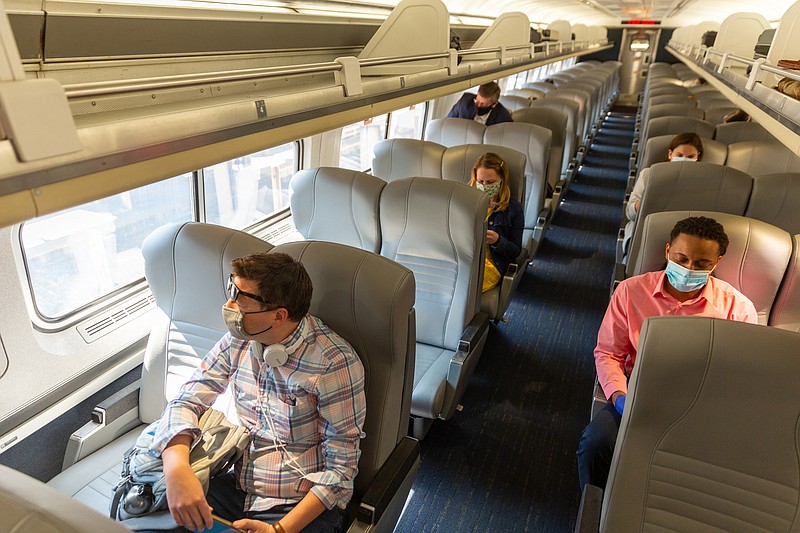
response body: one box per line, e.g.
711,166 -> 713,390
622,162 -> 753,265
702,105 -> 739,125
1,464 -> 132,533
289,167 -> 386,253
627,211 -> 793,325
638,134 -> 726,171
48,222 -> 273,514
522,81 -> 555,93
512,106 -> 568,215
441,144 -> 529,322
644,116 -> 714,141
416,119 -> 554,261
770,234 -> 800,332
745,172 -> 800,234
640,103 -> 705,144
546,88 -> 591,146
380,178 -> 489,439
637,116 -> 715,166
713,121 -> 774,144
647,94 -> 694,107
506,87 -> 545,101
579,316 -> 800,532
51,224 -> 421,532
371,138 -> 446,182
530,98 -> 580,181
725,139 -> 800,176
270,240 -> 420,531
424,117 -> 484,146
484,122 -> 552,258
499,94 -> 532,111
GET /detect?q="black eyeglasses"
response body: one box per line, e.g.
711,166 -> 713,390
227,274 -> 268,304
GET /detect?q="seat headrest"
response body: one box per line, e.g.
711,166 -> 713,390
289,167 -> 385,253
629,210 -> 792,324
725,140 -> 800,176
371,138 -> 445,183
424,118 -> 485,147
440,143 -> 526,203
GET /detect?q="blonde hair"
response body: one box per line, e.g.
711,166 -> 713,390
469,152 -> 511,211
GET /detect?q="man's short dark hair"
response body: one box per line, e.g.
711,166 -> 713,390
669,216 -> 729,256
477,81 -> 501,102
231,252 -> 312,320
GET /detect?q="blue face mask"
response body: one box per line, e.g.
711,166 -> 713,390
665,259 -> 714,293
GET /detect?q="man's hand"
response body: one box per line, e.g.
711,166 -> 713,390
232,519 -> 276,533
486,230 -> 499,245
165,462 -> 213,531
162,433 -> 213,531
613,393 -> 626,415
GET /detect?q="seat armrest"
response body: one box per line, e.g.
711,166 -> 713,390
62,381 -> 142,470
615,226 -> 626,265
455,312 -> 489,361
573,483 -> 603,533
92,381 -> 140,425
356,437 -> 420,525
610,263 -> 626,299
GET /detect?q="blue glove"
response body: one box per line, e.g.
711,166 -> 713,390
614,394 -> 626,415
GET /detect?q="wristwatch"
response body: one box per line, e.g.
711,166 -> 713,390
273,522 -> 287,533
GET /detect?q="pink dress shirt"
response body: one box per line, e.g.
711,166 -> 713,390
595,270 -> 758,399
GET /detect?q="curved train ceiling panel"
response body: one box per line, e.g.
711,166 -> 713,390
30,0 -> 799,26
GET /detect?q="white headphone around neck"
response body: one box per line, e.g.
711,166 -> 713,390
262,343 -> 289,368
254,319 -> 309,368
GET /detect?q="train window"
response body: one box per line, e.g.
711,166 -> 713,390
339,114 -> 389,171
388,104 -> 427,139
203,142 -> 298,229
20,174 -> 194,320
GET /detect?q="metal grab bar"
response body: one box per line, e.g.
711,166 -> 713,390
64,62 -> 343,98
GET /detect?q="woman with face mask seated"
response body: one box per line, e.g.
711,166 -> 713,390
469,152 -> 524,292
623,132 -> 704,255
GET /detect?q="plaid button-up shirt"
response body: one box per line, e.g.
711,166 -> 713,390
150,315 -> 366,511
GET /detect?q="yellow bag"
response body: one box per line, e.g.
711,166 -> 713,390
482,250 -> 501,292
481,205 -> 501,292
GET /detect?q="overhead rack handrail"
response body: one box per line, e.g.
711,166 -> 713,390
667,38 -> 800,156
672,40 -> 800,90
63,39 -> 607,100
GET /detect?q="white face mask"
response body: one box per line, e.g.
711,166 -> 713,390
671,156 -> 698,162
221,306 -> 273,339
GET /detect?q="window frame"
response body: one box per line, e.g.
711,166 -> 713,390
16,140 -> 302,330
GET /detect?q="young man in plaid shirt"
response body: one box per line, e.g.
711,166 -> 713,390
148,252 -> 366,533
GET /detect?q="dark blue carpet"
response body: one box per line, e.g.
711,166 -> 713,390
395,107 -> 635,532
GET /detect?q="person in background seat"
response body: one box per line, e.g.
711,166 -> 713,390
469,153 -> 524,292
448,81 -> 513,126
146,252 -> 365,533
623,132 -> 704,254
577,216 -> 757,490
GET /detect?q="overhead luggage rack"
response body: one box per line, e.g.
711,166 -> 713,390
670,43 -> 800,150
0,0 -> 611,229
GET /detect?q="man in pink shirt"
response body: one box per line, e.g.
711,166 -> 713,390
577,216 -> 757,490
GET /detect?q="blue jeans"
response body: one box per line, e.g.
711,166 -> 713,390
576,402 -> 621,491
139,472 -> 346,533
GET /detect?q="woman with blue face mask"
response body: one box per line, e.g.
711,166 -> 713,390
623,132 -> 704,256
469,153 -> 525,292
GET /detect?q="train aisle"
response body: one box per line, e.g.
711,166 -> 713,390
396,106 -> 636,532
